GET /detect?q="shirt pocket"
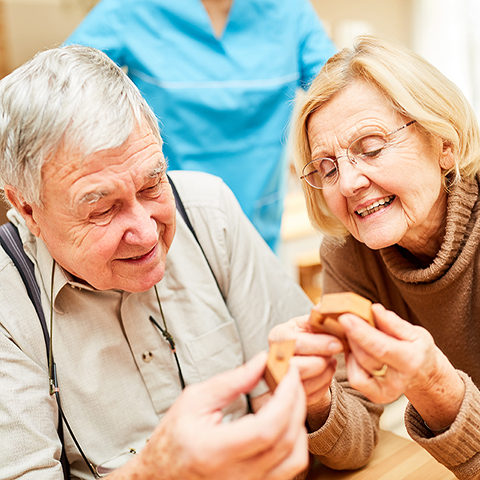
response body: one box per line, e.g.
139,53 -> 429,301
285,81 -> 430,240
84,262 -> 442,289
185,321 -> 243,382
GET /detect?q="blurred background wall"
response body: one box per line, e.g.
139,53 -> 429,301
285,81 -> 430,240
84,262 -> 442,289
3,0 -> 479,107
0,0 -> 415,76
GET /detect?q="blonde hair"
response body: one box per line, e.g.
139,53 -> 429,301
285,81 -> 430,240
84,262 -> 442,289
293,34 -> 480,238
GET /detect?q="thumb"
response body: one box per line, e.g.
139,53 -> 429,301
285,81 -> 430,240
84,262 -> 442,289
192,351 -> 268,413
372,304 -> 418,341
296,314 -> 313,331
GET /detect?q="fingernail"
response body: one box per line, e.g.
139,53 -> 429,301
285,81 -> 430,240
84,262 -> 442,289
329,341 -> 343,353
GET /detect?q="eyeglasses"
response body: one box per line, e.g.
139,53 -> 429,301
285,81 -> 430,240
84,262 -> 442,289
300,120 -> 417,189
96,448 -> 137,477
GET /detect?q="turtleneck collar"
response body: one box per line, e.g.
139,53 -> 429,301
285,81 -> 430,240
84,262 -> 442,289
380,174 -> 480,284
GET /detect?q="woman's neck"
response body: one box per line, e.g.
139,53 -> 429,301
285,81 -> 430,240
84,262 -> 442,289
397,193 -> 449,267
201,0 -> 234,37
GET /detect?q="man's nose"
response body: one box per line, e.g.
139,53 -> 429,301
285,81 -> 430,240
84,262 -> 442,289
123,202 -> 158,245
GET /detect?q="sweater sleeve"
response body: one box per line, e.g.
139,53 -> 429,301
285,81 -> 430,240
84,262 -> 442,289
305,353 -> 383,470
405,370 -> 480,479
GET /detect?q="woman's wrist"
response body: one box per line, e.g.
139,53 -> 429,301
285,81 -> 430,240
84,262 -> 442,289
423,419 -> 451,435
405,350 -> 465,431
306,388 -> 332,432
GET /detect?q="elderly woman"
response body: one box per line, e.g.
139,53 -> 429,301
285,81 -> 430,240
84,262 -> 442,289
293,35 -> 480,479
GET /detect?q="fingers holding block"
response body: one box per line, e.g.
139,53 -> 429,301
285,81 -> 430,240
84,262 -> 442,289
264,340 -> 296,392
310,292 -> 374,349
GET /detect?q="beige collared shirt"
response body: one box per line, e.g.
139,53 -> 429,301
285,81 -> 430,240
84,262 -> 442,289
0,171 -> 312,479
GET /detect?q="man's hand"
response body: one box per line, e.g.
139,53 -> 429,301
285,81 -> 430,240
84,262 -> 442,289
114,352 -> 308,480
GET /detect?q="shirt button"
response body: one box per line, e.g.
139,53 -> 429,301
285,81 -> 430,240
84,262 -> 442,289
142,351 -> 153,363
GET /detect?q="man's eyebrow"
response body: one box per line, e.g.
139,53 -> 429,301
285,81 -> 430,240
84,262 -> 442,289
78,160 -> 166,206
79,189 -> 111,205
147,159 -> 167,179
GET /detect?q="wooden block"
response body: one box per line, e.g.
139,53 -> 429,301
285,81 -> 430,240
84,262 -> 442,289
310,292 -> 374,348
264,340 -> 296,392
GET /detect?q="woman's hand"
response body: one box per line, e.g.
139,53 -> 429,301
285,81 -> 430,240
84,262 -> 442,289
268,315 -> 344,429
339,303 -> 465,431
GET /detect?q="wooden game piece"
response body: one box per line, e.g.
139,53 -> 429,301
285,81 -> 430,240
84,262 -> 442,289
263,339 -> 296,392
310,292 -> 374,349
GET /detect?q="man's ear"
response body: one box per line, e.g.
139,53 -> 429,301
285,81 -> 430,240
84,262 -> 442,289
3,185 -> 41,237
439,140 -> 455,170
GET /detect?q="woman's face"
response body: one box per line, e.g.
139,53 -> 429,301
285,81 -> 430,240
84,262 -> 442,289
306,80 -> 454,257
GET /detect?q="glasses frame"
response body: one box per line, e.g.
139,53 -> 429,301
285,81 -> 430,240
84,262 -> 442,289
300,120 -> 417,189
96,448 -> 137,477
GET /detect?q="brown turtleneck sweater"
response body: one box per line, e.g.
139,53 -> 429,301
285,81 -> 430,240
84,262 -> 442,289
321,173 -> 480,479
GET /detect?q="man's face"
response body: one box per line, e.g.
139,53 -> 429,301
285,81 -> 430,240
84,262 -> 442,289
29,121 -> 176,292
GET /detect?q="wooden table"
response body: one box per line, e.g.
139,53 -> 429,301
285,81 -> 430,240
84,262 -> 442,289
306,430 -> 456,480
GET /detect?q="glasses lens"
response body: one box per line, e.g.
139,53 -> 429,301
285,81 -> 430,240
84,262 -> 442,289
348,133 -> 387,163
302,158 -> 337,188
96,450 -> 136,477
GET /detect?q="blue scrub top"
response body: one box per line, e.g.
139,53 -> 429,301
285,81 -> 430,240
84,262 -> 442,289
66,0 -> 336,250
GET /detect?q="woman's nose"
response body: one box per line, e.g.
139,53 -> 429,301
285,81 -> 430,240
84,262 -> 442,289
337,157 -> 370,196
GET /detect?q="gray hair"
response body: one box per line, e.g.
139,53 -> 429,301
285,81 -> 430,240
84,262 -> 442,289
0,45 -> 162,205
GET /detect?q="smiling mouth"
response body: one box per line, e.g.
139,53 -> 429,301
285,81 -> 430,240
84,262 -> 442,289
124,246 -> 156,261
356,195 -> 396,217
130,253 -> 148,260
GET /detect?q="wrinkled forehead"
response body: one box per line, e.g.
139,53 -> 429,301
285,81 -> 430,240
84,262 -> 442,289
40,121 -> 166,205
49,119 -> 162,171
306,81 -> 405,146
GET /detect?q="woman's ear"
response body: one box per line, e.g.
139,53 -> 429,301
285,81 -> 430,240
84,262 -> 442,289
3,185 -> 41,237
439,140 -> 455,170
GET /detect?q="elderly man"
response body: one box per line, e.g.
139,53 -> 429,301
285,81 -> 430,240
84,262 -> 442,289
0,45 -> 314,479
0,46 -> 380,480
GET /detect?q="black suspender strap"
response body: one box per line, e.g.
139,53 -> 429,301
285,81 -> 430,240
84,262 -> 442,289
0,222 -> 49,353
0,221 -> 71,480
167,175 -> 225,302
168,175 -> 197,241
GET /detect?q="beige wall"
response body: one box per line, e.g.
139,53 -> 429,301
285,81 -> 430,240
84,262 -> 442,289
312,0 -> 414,50
1,0 -> 88,75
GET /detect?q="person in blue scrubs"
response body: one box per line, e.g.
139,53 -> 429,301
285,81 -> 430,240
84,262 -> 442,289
65,0 -> 336,251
